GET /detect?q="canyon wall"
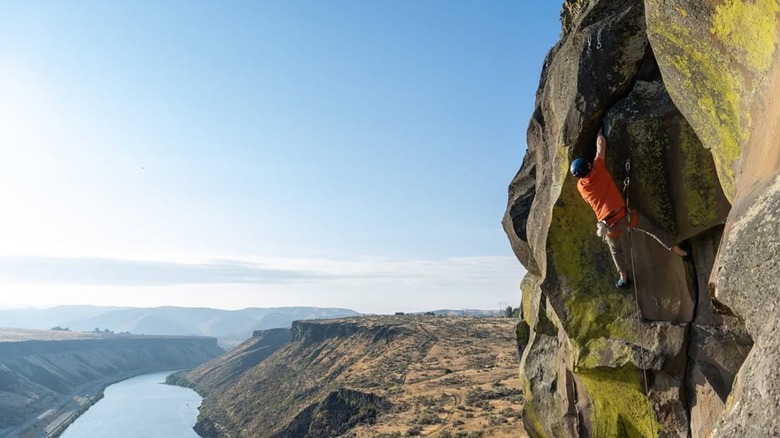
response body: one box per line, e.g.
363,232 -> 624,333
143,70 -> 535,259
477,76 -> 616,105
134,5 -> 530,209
0,328 -> 222,433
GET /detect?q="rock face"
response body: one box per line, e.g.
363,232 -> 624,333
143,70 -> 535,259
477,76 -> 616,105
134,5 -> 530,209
179,328 -> 291,398
275,389 -> 389,438
0,329 -> 222,432
503,1 -> 779,437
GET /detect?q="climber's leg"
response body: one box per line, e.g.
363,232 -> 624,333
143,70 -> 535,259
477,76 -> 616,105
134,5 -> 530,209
606,231 -> 631,288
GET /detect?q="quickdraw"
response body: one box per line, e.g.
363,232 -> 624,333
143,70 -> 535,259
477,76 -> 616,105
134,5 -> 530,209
623,159 -> 631,200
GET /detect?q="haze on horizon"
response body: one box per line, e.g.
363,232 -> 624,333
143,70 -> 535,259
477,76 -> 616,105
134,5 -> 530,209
0,1 -> 561,314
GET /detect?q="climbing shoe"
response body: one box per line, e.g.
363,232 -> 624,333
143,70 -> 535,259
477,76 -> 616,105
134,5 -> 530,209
616,277 -> 631,289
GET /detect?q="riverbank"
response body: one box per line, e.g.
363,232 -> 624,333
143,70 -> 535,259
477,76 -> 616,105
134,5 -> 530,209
46,392 -> 104,438
3,373 -> 138,438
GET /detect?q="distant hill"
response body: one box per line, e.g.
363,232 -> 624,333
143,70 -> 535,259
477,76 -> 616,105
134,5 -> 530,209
180,315 -> 524,437
0,305 -> 129,330
0,306 -> 360,348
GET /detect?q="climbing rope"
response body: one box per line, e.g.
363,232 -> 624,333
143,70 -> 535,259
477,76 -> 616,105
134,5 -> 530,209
623,158 -> 657,438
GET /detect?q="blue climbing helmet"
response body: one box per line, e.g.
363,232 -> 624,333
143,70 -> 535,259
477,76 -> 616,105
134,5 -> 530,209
570,157 -> 590,178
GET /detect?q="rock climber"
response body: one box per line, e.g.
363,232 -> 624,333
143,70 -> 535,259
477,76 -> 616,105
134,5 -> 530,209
570,127 -> 688,288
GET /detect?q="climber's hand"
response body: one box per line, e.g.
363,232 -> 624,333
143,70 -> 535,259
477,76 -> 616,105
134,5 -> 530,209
596,128 -> 606,159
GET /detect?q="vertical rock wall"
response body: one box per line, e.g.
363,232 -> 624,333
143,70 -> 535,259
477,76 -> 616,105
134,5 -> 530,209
504,0 -> 779,437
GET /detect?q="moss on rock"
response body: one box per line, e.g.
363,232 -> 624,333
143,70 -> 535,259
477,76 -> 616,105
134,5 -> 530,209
516,320 -> 531,355
646,0 -> 780,202
712,0 -> 780,73
625,118 -> 676,233
564,291 -> 635,345
655,20 -> 741,201
574,337 -> 634,370
578,366 -> 661,438
547,176 -> 610,292
678,120 -> 719,226
606,78 -> 728,239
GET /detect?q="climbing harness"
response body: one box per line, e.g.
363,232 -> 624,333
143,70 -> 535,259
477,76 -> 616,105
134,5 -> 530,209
623,158 -> 657,437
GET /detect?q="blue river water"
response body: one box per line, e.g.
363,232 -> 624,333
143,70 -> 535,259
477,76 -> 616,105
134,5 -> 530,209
60,371 -> 202,438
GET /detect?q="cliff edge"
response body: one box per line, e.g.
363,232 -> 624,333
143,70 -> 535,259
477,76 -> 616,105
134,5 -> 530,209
503,1 -> 779,437
183,316 -> 523,438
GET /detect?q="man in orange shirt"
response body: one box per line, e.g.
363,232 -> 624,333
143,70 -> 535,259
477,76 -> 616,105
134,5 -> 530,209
570,128 -> 688,288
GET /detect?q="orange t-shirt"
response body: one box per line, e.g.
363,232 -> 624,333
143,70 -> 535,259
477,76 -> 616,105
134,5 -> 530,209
576,156 -> 625,222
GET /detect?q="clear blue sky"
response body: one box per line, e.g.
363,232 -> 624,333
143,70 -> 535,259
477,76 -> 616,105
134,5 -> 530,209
0,1 -> 561,313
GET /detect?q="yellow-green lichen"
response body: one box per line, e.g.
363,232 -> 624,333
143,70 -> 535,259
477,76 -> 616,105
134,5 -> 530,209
648,0 -> 780,202
548,178 -> 607,289
678,120 -> 719,226
516,320 -> 531,354
535,296 -> 559,336
519,367 -> 548,437
523,401 -> 566,438
712,0 -> 780,73
564,290 -> 636,343
575,337 -> 634,370
625,119 -> 676,233
661,20 -> 742,201
578,366 -> 662,438
522,398 -> 552,438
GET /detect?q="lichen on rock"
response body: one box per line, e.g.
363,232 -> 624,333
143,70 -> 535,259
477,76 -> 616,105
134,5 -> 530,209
577,366 -> 660,438
645,0 -> 780,202
503,0 -> 780,436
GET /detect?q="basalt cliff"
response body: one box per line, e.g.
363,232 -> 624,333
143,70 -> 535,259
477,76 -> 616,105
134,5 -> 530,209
180,316 -> 523,437
503,1 -> 780,437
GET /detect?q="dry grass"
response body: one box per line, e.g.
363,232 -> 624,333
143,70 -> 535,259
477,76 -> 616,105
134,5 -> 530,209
0,328 -> 104,342
327,316 -> 526,437
195,315 -> 527,437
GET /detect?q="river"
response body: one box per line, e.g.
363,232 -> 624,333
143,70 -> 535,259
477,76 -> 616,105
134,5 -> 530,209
59,371 -> 202,438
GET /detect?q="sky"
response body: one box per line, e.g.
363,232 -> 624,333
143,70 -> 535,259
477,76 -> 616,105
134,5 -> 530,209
0,1 -> 562,314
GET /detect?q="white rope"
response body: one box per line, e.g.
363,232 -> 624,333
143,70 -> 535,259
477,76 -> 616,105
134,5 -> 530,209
623,158 -> 656,437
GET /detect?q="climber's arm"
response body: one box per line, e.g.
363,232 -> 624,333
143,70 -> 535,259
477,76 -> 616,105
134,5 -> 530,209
596,128 -> 607,160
